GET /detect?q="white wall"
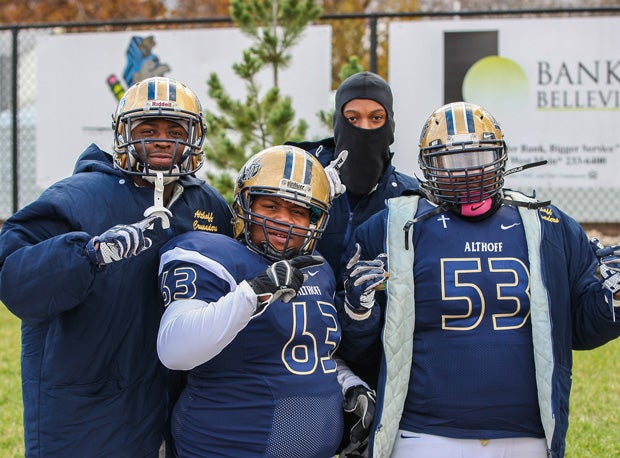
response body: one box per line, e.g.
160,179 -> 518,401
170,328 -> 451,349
35,26 -> 332,190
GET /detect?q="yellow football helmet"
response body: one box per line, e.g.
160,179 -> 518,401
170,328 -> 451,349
112,76 -> 205,179
233,145 -> 331,261
418,101 -> 507,208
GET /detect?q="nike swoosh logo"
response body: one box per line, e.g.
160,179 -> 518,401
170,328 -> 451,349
470,202 -> 485,211
501,223 -> 521,230
307,271 -> 319,276
400,433 -> 420,439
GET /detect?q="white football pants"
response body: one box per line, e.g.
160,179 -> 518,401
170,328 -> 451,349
391,430 -> 548,458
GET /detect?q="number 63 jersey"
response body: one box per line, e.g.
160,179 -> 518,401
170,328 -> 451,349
158,231 -> 344,458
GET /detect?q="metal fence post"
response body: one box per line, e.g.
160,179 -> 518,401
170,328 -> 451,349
11,26 -> 18,214
369,14 -> 378,74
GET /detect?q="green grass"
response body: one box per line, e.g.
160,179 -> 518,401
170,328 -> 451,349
0,304 -> 24,458
566,337 -> 620,457
0,305 -> 618,457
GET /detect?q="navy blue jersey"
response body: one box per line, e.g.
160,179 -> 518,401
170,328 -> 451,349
341,193 -> 620,457
399,200 -> 544,438
159,232 -> 344,457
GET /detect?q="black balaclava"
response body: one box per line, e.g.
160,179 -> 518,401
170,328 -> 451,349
333,71 -> 395,196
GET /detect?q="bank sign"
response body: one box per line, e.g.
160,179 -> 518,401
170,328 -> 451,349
389,17 -> 620,191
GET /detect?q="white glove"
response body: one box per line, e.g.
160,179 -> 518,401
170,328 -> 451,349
325,150 -> 348,200
86,215 -> 159,266
343,243 -> 387,320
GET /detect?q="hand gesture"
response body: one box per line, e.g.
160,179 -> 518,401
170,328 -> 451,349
247,255 -> 324,315
590,238 -> 620,295
325,150 -> 348,200
343,243 -> 387,318
86,215 -> 159,266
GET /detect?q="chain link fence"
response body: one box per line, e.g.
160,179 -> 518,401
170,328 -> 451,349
0,27 -> 42,220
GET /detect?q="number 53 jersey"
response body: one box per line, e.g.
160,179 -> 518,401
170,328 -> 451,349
402,199 -> 543,439
158,231 -> 344,458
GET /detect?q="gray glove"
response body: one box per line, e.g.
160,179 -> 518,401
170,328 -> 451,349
590,238 -> 620,294
86,216 -> 159,266
247,255 -> 324,314
343,244 -> 387,317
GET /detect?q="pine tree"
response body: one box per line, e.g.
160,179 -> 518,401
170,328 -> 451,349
203,0 -> 322,202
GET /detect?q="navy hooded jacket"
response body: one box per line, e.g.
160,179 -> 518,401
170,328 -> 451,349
0,144 -> 233,457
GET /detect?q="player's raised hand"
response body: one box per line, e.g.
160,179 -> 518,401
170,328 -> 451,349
247,255 -> 324,315
86,215 -> 160,266
343,243 -> 387,319
325,150 -> 348,200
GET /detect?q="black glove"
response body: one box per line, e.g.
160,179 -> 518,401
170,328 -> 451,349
86,216 -> 159,266
344,385 -> 376,443
247,255 -> 324,314
341,385 -> 376,457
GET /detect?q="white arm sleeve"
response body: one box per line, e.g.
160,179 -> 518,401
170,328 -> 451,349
335,354 -> 369,396
157,281 -> 258,370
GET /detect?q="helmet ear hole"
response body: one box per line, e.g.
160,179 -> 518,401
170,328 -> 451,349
310,207 -> 323,225
112,77 -> 206,179
232,145 -> 331,261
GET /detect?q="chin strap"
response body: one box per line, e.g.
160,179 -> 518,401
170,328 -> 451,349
403,204 -> 446,250
404,160 -> 552,249
143,172 -> 173,229
500,197 -> 551,209
257,240 -> 298,261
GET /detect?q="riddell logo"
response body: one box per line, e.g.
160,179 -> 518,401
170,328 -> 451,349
148,101 -> 174,108
280,178 -> 310,193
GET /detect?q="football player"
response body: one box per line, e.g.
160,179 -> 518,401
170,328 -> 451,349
338,102 -> 620,458
0,77 -> 232,457
287,71 -> 419,286
157,145 -> 374,457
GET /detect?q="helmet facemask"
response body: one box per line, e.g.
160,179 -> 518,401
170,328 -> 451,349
236,189 -> 326,261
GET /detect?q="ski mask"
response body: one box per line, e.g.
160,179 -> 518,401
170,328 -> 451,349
333,72 -> 395,196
